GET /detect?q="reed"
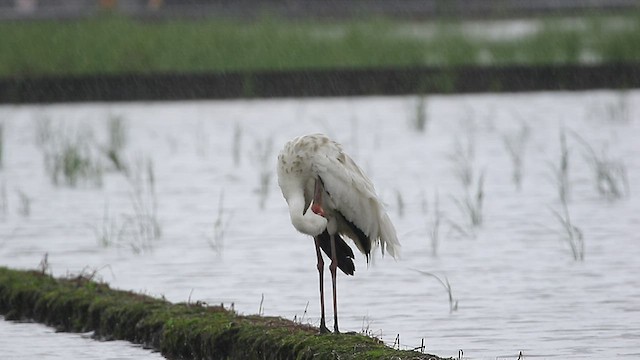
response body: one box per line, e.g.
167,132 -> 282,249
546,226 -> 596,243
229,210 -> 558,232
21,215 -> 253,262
427,191 -> 442,257
103,114 -> 128,173
206,191 -> 230,255
413,269 -> 458,313
450,171 -> 485,233
550,199 -> 584,261
36,120 -> 103,187
120,157 -> 161,253
16,190 -> 30,217
92,202 -> 118,248
448,135 -> 476,189
502,123 -> 531,191
232,123 -> 243,167
572,132 -> 628,200
547,128 -> 571,203
411,95 -> 429,132
251,136 -> 274,210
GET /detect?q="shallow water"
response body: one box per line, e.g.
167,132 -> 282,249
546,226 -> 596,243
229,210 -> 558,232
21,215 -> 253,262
1,90 -> 639,359
0,316 -> 164,359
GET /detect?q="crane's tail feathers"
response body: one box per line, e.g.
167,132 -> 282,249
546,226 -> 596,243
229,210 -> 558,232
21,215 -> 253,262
317,230 -> 356,276
379,212 -> 400,259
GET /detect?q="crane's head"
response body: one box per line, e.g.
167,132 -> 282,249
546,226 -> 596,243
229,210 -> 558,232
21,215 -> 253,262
291,208 -> 327,237
311,203 -> 325,217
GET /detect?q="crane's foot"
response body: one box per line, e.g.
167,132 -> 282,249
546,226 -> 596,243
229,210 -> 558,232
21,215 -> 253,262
333,325 -> 340,334
319,324 -> 331,334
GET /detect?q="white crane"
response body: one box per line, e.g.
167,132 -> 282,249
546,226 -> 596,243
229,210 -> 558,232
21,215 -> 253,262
277,133 -> 400,333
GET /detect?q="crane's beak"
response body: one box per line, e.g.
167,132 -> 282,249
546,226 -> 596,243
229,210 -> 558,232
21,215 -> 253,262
311,203 -> 325,217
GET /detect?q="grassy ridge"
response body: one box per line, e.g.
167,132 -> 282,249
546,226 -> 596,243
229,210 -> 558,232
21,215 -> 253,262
1,13 -> 640,77
0,267 -> 444,360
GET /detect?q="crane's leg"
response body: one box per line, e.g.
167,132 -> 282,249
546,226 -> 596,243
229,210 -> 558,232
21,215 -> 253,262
314,236 -> 330,334
329,233 -> 340,333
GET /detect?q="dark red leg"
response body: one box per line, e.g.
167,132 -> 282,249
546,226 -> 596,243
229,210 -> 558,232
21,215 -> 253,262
314,236 -> 330,333
329,233 -> 340,333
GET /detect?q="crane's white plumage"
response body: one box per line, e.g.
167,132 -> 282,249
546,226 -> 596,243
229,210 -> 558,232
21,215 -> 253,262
277,133 -> 400,333
277,133 -> 400,258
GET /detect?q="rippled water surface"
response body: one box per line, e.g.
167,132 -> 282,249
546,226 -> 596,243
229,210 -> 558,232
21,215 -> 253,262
0,316 -> 164,359
1,91 -> 639,359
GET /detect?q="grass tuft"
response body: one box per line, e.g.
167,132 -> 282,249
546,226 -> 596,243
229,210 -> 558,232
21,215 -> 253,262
119,157 -> 161,254
35,118 -> 103,187
232,123 -> 243,167
412,269 -> 459,313
550,200 -> 584,261
449,171 -> 485,237
502,122 -> 531,191
572,132 -> 629,200
411,95 -> 429,132
547,128 -> 571,203
251,136 -> 274,210
206,191 -> 231,255
102,114 -> 128,173
16,189 -> 30,217
427,191 -> 442,257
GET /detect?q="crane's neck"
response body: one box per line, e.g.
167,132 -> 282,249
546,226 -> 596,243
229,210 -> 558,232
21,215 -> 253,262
286,191 -> 327,237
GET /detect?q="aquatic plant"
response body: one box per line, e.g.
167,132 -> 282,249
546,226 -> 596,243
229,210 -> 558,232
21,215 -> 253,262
232,122 -> 243,167
206,191 -> 230,255
448,134 -> 476,189
251,136 -> 274,210
502,122 -> 531,190
449,171 -> 485,238
550,199 -> 584,261
427,191 -> 442,257
608,91 -> 630,124
36,119 -> 103,187
590,90 -> 630,124
572,132 -> 629,200
103,114 -> 128,173
92,202 -> 118,248
120,157 -> 161,253
411,95 -> 429,132
16,189 -> 30,217
413,269 -> 459,313
547,128 -> 571,203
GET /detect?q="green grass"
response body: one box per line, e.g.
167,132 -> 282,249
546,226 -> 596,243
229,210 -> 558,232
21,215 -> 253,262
0,13 -> 639,77
0,266 -> 444,359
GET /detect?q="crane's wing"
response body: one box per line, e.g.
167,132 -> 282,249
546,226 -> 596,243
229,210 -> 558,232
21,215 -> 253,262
312,145 -> 400,258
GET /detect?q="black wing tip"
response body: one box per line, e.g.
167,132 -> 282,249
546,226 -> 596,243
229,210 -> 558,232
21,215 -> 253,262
317,231 -> 356,276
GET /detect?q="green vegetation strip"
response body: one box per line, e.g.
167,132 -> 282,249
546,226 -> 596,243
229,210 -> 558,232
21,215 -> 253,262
1,13 -> 640,77
0,267 -> 444,360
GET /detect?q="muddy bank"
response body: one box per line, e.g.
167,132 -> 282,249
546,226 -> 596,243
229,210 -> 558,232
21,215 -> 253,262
1,63 -> 638,104
0,267 -> 446,360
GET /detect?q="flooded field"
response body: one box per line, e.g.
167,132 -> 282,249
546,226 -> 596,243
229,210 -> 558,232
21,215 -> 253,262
1,90 -> 639,359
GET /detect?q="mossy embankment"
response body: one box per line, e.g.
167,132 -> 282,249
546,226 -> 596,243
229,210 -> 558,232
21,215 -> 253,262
0,267 -> 446,360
